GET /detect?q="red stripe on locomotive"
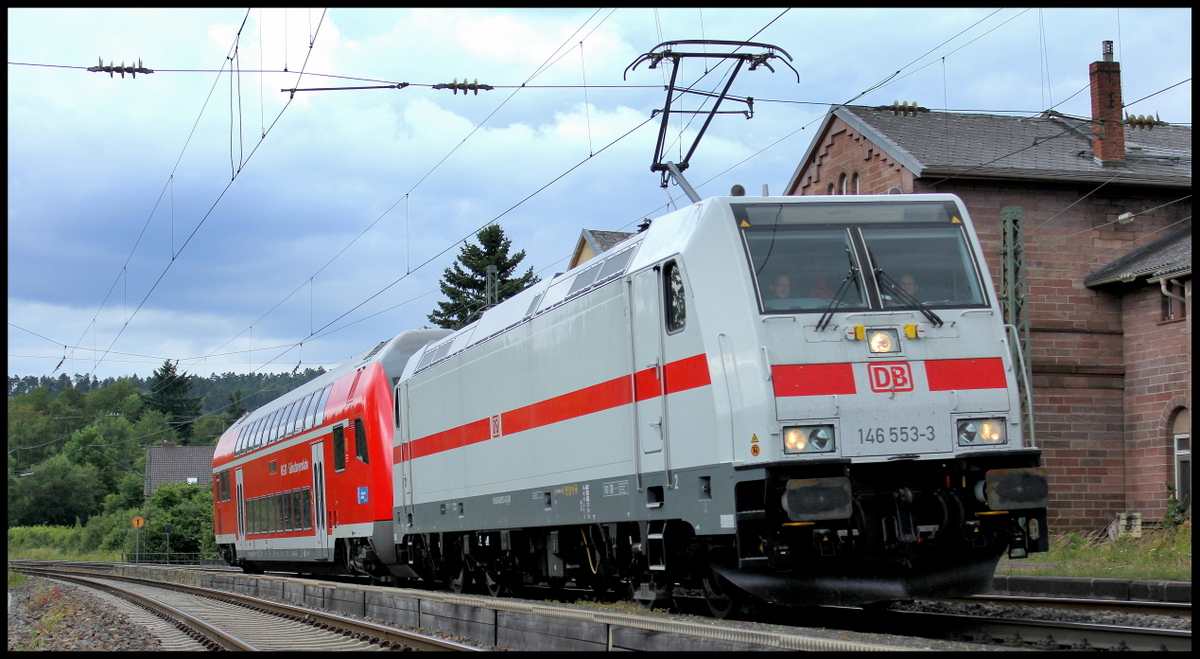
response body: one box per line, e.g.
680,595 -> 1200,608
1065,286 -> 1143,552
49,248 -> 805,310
772,363 -> 858,397
924,358 -> 1006,391
395,353 -> 712,462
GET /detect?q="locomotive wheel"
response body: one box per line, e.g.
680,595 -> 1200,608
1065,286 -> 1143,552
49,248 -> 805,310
484,570 -> 509,597
448,564 -> 470,594
701,571 -> 738,619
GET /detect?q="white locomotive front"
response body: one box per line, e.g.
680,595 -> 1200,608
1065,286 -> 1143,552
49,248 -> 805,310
389,193 -> 1049,613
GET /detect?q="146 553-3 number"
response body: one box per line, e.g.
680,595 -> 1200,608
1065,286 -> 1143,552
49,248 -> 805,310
858,426 -> 935,444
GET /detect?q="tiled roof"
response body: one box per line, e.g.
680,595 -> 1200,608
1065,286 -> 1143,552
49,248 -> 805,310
791,105 -> 1191,189
1084,223 -> 1192,287
143,444 -> 216,496
586,229 -> 636,253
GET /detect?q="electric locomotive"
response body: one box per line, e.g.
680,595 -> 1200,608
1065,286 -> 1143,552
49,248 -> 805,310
386,193 -> 1049,613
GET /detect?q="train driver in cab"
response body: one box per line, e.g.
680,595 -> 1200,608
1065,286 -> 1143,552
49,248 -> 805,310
763,273 -> 794,310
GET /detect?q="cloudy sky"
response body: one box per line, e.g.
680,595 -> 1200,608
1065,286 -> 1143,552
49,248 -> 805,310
8,7 -> 1192,383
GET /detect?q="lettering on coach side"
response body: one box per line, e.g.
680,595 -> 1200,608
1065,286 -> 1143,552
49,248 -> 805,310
868,362 -> 914,393
281,460 -> 310,475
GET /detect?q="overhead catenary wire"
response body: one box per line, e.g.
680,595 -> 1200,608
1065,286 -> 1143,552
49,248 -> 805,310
13,10 -> 1190,384
199,8 -> 621,368
249,8 -> 795,370
79,10 -> 329,383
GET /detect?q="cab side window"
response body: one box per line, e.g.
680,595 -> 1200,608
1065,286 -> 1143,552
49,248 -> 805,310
664,261 -> 686,333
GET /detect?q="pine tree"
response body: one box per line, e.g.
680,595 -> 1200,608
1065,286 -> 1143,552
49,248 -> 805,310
142,360 -> 204,441
427,224 -> 539,330
224,388 -> 248,423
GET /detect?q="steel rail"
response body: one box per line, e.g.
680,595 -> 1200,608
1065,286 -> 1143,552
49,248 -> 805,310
878,607 -> 1191,651
12,564 -> 483,652
13,568 -> 257,650
955,593 -> 1191,618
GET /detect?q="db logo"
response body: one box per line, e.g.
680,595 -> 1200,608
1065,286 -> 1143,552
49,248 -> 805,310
868,362 -> 914,393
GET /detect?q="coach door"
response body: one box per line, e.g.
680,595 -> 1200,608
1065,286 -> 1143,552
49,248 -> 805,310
629,266 -> 667,491
311,441 -> 328,554
235,468 -> 246,541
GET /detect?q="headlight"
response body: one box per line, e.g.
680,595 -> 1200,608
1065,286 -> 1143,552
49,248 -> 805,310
868,329 -> 899,353
783,425 -> 835,454
957,418 -> 1006,446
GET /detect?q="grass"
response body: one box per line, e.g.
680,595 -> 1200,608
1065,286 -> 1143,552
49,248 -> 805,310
9,570 -> 29,589
6,547 -> 123,562
995,523 -> 1191,581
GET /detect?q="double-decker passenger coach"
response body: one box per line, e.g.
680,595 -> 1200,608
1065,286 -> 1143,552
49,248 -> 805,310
212,329 -> 449,577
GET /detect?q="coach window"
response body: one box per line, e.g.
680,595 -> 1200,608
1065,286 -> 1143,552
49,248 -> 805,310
290,398 -> 305,435
355,418 -> 369,464
300,392 -> 316,432
333,424 -> 347,472
301,488 -> 313,530
664,261 -> 686,333
283,491 -> 292,532
315,385 -> 333,427
281,402 -> 298,439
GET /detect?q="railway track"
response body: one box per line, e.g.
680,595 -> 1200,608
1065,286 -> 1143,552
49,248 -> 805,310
956,593 -> 1191,619
10,564 -> 483,651
869,606 -> 1190,651
11,561 -> 1190,651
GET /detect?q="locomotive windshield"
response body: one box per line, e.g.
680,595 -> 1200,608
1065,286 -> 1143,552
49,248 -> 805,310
734,200 -> 988,314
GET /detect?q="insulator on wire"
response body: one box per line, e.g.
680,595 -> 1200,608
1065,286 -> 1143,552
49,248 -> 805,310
1123,113 -> 1168,130
87,56 -> 154,79
879,100 -> 927,116
433,78 -> 493,95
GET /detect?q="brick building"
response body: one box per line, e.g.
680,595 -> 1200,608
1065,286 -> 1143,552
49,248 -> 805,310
783,43 -> 1191,532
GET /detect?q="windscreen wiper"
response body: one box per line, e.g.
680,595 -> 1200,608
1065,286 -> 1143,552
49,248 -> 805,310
816,263 -> 860,331
875,268 -> 944,327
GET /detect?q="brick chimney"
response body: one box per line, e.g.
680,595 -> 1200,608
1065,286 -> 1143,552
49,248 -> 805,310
1089,40 -> 1125,166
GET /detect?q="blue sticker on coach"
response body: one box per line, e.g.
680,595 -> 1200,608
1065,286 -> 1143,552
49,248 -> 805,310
357,486 -> 369,504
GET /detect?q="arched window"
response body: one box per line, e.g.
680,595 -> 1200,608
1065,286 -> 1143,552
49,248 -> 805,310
1171,408 -> 1191,512
851,172 -> 860,194
838,173 -> 848,195
826,183 -> 835,195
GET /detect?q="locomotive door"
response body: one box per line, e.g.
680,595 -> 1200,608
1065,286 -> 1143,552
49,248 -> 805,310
629,267 -> 666,485
311,441 -> 328,554
397,383 -> 414,525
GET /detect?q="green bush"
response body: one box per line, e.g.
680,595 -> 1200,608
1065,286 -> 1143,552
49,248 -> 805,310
7,525 -> 81,552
